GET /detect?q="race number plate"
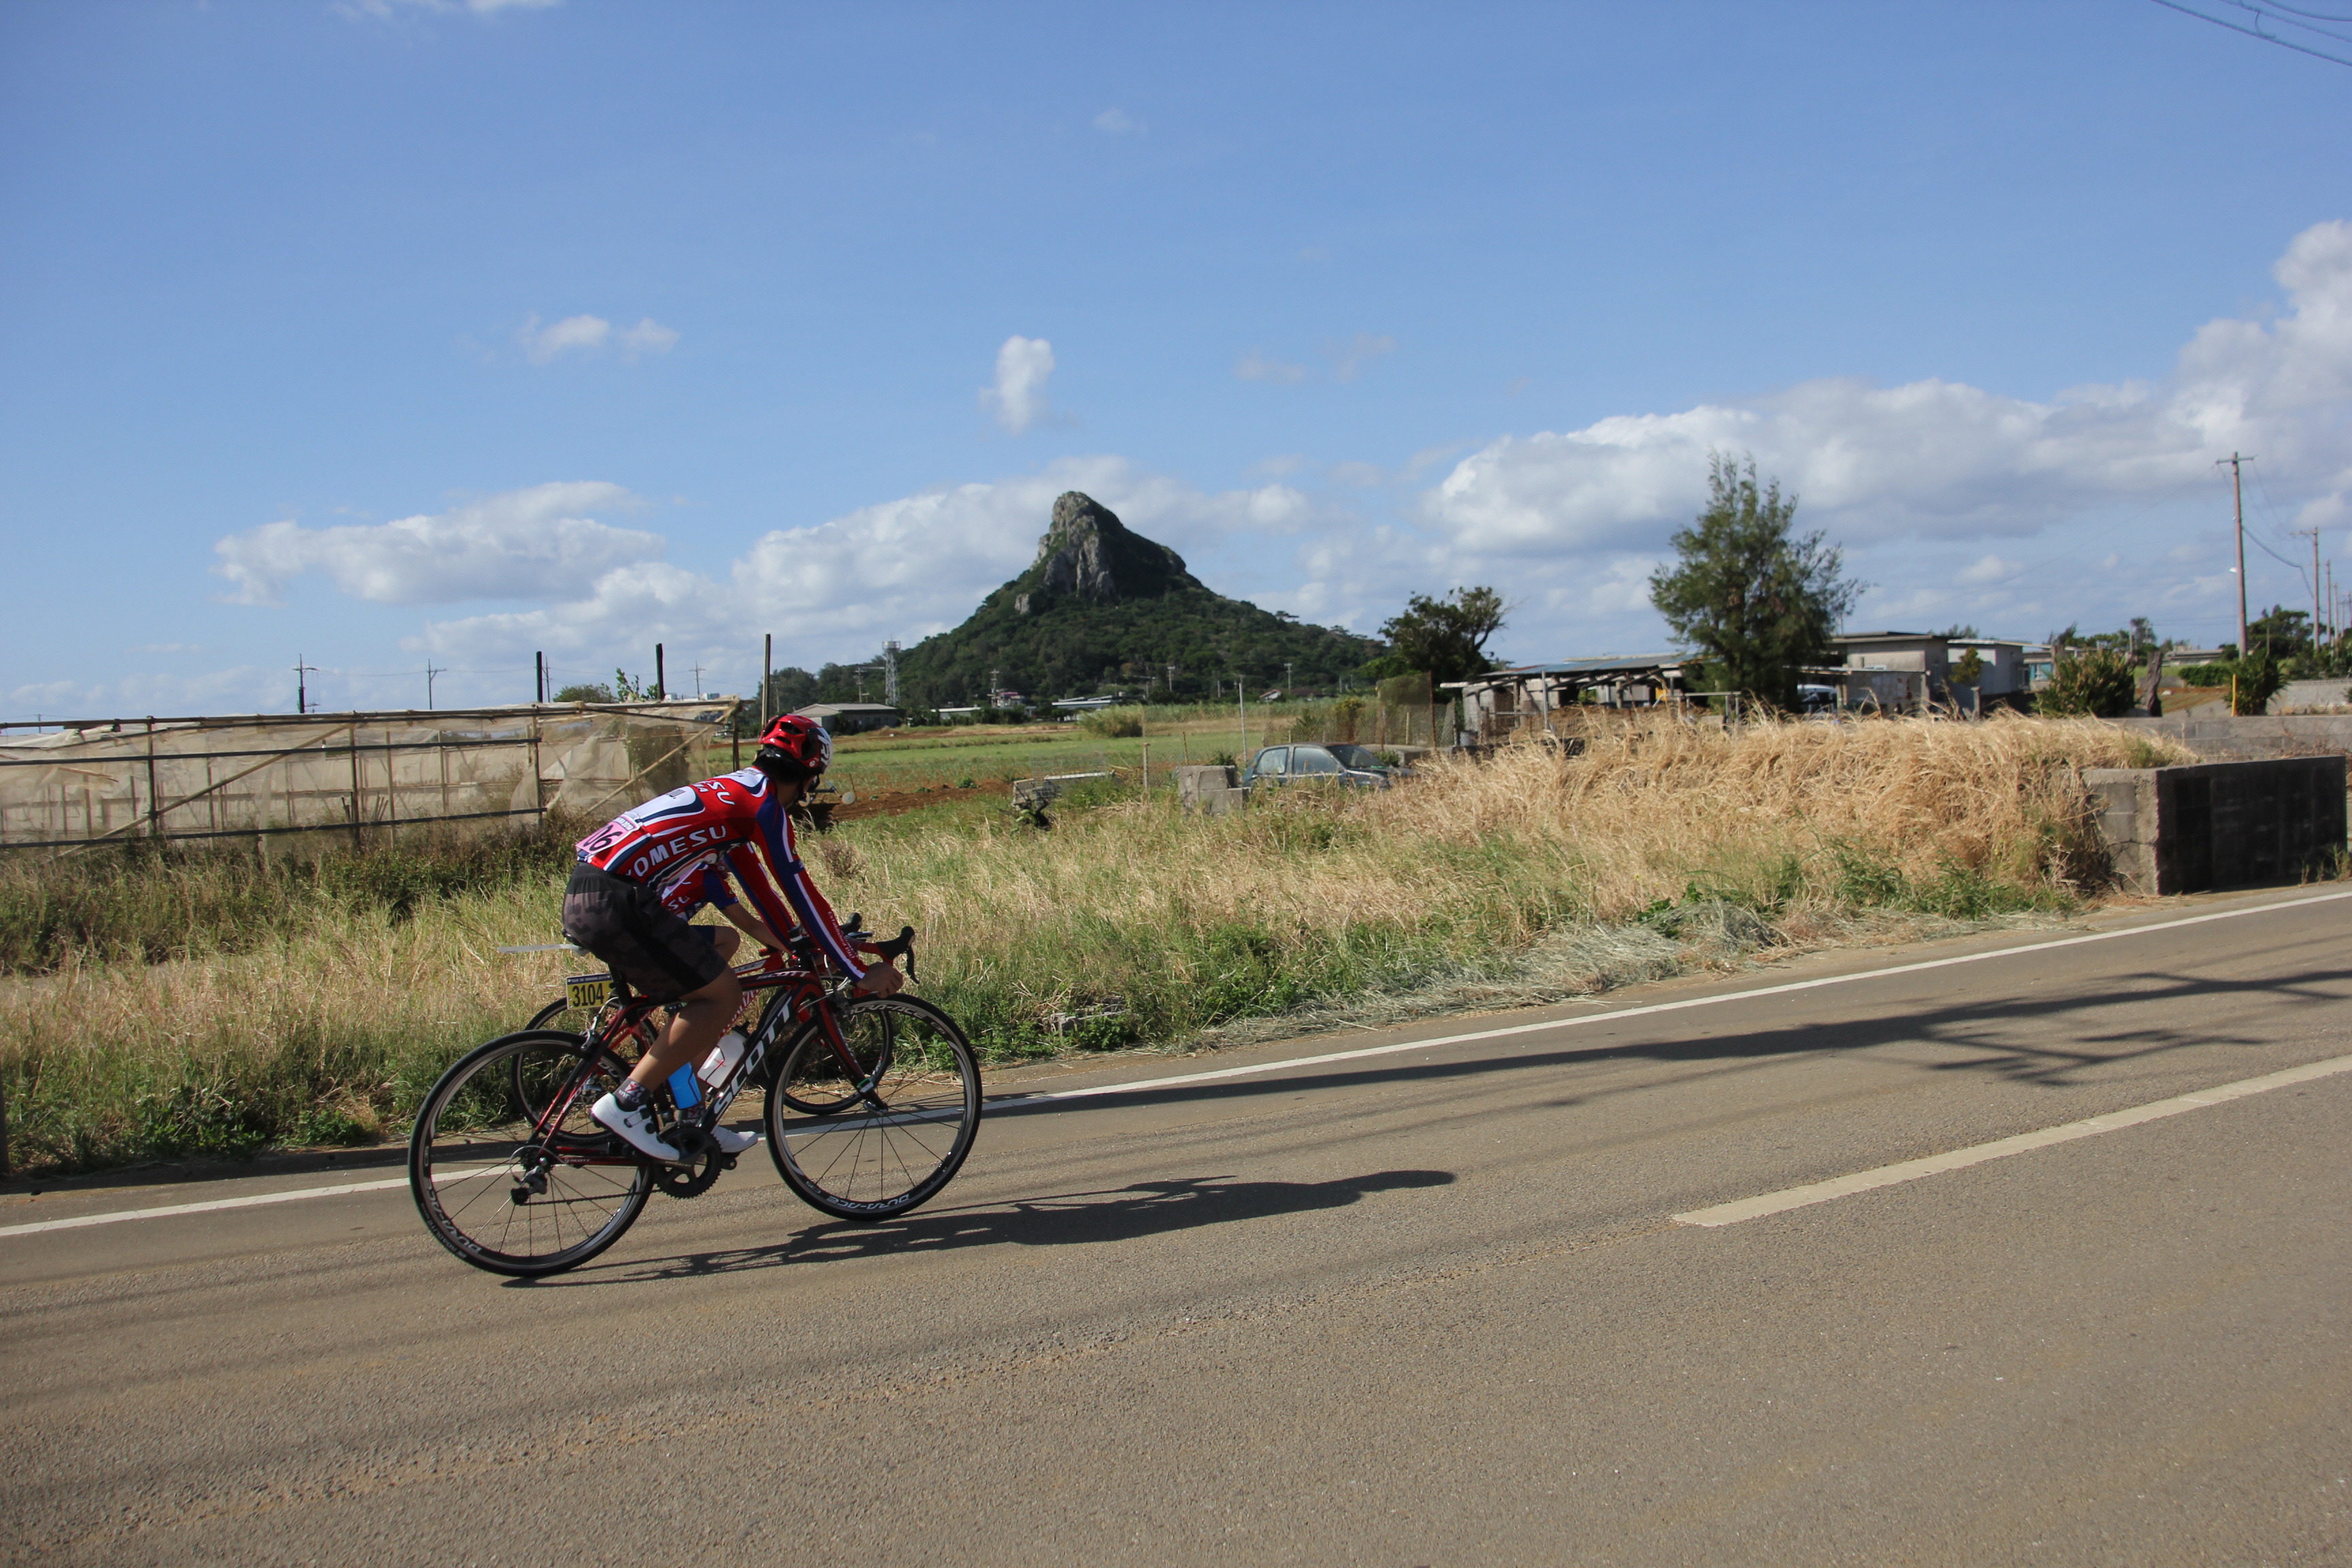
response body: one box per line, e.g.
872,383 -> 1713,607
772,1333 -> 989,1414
564,973 -> 613,1011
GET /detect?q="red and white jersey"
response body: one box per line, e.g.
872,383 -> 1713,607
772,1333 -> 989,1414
575,768 -> 862,973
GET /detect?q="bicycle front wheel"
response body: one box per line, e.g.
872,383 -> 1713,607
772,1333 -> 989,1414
765,996 -> 981,1222
410,1030 -> 651,1277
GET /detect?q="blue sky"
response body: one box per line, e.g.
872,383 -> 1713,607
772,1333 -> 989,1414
3,0 -> 2349,717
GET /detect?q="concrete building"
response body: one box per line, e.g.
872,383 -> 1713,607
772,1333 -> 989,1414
1831,632 -> 2034,710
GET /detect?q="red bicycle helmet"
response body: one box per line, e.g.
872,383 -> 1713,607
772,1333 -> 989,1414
755,713 -> 832,780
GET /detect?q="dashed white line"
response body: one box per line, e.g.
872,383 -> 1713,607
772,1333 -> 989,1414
1674,1051 -> 2352,1228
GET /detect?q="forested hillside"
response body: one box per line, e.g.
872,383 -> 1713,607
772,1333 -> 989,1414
888,491 -> 1382,706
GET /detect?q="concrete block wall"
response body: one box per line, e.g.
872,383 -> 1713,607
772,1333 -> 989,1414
2082,755 -> 2346,894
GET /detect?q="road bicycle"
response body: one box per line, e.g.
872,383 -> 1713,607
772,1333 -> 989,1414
408,921 -> 981,1277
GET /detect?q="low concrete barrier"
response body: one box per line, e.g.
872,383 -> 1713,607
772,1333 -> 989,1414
2112,713 -> 2352,760
2083,755 -> 2346,894
1173,764 -> 1245,816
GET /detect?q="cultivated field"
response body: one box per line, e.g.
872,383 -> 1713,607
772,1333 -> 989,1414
0,715 -> 2204,1175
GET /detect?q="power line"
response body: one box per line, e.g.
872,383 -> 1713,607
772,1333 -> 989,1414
2144,0 -> 2352,66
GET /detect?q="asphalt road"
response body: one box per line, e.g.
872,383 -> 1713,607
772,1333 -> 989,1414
4,887 -> 2350,1566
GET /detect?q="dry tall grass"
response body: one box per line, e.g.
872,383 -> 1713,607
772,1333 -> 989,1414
0,715 -> 2198,1174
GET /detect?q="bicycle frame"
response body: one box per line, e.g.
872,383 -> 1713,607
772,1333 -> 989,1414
523,951 -> 883,1173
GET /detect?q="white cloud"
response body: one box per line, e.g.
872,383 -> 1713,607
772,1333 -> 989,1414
979,336 -> 1056,434
412,457 -> 1339,678
1092,108 -> 1143,135
1426,220 -> 2352,561
514,312 -> 677,363
1329,333 -> 1396,384
619,318 -> 680,359
519,313 -> 608,363
342,0 -> 558,16
212,481 -> 663,606
1957,553 -> 2021,585
1236,349 -> 1308,384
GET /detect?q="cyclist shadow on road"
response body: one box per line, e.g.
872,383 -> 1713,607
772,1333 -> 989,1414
553,1168 -> 1455,1284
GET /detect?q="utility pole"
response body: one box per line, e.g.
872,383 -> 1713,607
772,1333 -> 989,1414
1284,661 -> 1294,696
293,655 -> 318,715
654,643 -> 666,702
760,634 -> 772,731
885,640 -> 900,707
425,662 -> 445,710
2223,453 -> 2250,655
2296,527 -> 2323,655
691,660 -> 705,700
534,651 -> 546,704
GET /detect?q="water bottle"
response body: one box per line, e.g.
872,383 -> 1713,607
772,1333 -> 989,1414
698,1029 -> 748,1089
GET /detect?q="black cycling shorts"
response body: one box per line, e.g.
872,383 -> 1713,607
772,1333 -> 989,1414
561,862 -> 727,1001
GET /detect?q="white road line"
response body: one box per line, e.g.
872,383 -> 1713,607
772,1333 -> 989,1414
7,886 -> 2350,1242
1675,1051 -> 2352,1228
1003,887 -> 2352,1107
0,1177 -> 410,1238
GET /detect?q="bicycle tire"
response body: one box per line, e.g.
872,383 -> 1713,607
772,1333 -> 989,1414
410,1029 -> 651,1277
764,995 -> 981,1222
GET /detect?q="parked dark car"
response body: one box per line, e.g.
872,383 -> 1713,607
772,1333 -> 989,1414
1241,743 -> 1398,790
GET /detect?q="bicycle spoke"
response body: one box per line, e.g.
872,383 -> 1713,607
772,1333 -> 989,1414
410,1031 -> 651,1277
768,997 -> 981,1220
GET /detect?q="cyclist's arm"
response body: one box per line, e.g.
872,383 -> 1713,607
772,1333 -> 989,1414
715,898 -> 784,953
733,808 -> 862,975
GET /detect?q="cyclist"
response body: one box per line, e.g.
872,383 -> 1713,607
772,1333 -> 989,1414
564,713 -> 902,1162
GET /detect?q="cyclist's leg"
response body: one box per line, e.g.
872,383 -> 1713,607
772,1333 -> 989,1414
627,966 -> 741,1090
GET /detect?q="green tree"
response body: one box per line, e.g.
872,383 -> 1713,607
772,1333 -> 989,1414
1371,586 -> 1507,686
553,681 -> 615,704
2247,604 -> 2313,662
1648,454 -> 1859,712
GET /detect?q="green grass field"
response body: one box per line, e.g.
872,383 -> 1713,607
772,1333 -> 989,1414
709,707 -> 1296,795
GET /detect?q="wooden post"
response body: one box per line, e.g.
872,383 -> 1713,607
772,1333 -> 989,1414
655,644 -> 666,702
348,723 -> 365,849
144,718 -> 161,841
530,713 -> 546,826
760,633 -> 772,733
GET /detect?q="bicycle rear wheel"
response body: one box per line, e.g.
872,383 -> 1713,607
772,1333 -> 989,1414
764,996 -> 981,1221
410,1030 -> 651,1277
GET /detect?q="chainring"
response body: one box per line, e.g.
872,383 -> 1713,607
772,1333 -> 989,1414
655,1127 -> 725,1198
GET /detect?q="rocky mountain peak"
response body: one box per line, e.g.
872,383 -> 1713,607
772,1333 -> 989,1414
1013,492 -> 1198,613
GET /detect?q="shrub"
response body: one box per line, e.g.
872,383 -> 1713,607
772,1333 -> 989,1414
2038,646 -> 2138,717
1077,707 -> 1145,738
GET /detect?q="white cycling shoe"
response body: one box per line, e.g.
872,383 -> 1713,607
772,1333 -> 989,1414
591,1092 -> 681,1163
709,1125 -> 761,1157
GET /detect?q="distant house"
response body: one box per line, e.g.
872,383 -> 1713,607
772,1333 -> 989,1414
793,702 -> 902,735
1455,654 -> 1695,738
1831,632 -> 2034,710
